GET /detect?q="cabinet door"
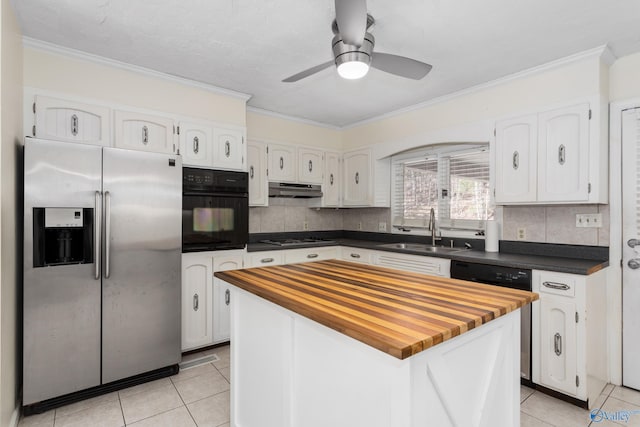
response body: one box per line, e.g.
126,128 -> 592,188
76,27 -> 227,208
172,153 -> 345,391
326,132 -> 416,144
537,104 -> 590,202
268,143 -> 297,183
247,141 -> 268,206
181,254 -> 213,351
179,122 -> 213,167
213,127 -> 245,171
34,96 -> 110,146
539,295 -> 577,396
495,115 -> 537,203
298,148 -> 324,184
114,110 -> 176,154
323,152 -> 341,207
343,149 -> 371,206
213,255 -> 244,343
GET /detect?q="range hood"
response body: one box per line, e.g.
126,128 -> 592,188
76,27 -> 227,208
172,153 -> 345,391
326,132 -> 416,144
269,182 -> 323,198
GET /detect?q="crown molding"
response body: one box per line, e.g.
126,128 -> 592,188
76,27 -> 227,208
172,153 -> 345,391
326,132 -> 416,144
246,106 -> 341,130
344,45 -> 615,130
22,37 -> 253,102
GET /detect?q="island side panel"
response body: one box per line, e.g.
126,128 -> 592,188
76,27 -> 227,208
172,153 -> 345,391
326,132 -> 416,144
229,283 -> 521,427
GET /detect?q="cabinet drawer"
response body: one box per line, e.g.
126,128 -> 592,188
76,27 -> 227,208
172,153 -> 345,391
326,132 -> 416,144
537,272 -> 576,297
340,247 -> 372,264
284,247 -> 338,264
246,252 -> 284,268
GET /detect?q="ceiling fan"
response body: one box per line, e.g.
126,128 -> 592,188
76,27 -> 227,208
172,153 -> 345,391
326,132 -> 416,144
283,0 -> 432,82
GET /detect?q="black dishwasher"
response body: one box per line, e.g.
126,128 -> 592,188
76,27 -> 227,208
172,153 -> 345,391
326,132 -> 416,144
450,260 -> 532,382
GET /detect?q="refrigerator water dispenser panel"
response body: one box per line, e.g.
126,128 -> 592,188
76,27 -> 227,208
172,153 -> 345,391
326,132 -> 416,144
32,207 -> 93,267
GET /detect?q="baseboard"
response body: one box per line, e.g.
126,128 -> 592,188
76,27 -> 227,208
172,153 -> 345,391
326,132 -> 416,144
9,405 -> 20,427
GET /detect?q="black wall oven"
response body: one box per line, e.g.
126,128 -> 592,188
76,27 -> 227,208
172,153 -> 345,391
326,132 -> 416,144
182,167 -> 249,252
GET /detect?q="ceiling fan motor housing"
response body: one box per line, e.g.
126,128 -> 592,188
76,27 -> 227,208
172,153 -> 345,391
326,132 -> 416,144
332,32 -> 375,68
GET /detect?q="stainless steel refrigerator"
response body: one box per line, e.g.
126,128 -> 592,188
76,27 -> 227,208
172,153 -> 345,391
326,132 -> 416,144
23,138 -> 182,406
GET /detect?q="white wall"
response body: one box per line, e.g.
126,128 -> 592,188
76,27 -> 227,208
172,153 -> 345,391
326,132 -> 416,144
23,45 -> 247,126
610,52 -> 640,101
247,110 -> 342,151
0,0 -> 23,425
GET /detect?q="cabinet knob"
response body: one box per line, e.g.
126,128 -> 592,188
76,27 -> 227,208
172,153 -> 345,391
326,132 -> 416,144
71,114 -> 79,136
554,332 -> 562,356
142,125 -> 149,145
193,136 -> 199,154
542,281 -> 570,291
249,165 -> 254,179
225,289 -> 231,306
308,160 -> 313,172
350,253 -> 361,258
512,151 -> 519,170
558,144 -> 566,165
330,173 -> 334,185
355,172 -> 359,184
193,293 -> 199,311
627,238 -> 640,248
261,257 -> 274,263
280,157 -> 284,170
225,141 -> 231,157
307,253 -> 319,259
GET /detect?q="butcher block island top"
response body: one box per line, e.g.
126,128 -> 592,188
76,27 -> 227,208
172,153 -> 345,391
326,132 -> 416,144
214,259 -> 538,360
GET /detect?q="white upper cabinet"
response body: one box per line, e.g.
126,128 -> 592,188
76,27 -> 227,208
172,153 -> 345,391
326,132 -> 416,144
537,105 -> 590,202
298,147 -> 324,184
268,143 -> 297,183
247,140 -> 268,207
343,149 -> 371,206
33,96 -> 110,146
494,102 -> 601,204
322,151 -> 341,207
179,121 -> 214,167
114,110 -> 176,154
495,115 -> 537,203
213,127 -> 245,171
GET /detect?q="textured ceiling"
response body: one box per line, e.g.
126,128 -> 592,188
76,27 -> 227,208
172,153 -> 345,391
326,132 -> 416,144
12,0 -> 640,127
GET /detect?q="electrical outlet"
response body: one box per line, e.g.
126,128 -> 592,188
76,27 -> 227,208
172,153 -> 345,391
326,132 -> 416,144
357,221 -> 363,231
303,221 -> 309,231
516,227 -> 527,240
576,213 -> 602,228
378,222 -> 387,232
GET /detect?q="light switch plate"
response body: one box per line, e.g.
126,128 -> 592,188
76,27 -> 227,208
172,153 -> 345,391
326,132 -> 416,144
378,222 -> 387,232
516,227 -> 527,240
576,213 -> 602,228
303,221 -> 309,231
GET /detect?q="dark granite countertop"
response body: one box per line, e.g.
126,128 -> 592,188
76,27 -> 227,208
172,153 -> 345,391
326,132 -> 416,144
246,231 -> 609,275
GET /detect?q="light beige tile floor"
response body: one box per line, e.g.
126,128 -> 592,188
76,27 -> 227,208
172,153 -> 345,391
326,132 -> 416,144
18,344 -> 231,427
18,345 -> 640,427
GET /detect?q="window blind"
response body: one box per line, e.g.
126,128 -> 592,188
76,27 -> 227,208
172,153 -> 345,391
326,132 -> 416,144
391,145 -> 493,231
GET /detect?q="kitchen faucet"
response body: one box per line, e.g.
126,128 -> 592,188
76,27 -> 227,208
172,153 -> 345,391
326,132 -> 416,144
428,207 -> 439,246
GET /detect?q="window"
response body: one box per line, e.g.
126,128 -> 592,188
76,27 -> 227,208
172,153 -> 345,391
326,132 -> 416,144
392,144 -> 494,233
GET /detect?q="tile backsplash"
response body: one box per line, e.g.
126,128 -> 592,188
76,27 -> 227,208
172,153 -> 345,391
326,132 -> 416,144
502,204 -> 609,247
251,202 -> 610,247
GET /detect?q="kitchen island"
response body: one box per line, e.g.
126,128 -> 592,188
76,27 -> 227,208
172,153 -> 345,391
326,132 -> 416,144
215,259 -> 538,427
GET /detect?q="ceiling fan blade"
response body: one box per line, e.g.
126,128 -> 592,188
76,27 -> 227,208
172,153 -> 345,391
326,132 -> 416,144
335,0 -> 367,47
371,52 -> 432,80
282,61 -> 335,83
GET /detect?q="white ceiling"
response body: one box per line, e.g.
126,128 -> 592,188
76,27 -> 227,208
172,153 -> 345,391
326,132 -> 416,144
12,0 -> 640,127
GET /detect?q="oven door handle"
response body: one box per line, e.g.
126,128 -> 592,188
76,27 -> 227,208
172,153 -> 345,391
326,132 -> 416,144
182,191 -> 248,197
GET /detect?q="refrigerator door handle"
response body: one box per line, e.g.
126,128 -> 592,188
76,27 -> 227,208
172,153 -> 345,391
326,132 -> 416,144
95,191 -> 101,279
104,190 -> 111,279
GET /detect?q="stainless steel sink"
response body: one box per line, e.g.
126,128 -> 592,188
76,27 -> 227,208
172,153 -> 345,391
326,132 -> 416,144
376,242 -> 466,254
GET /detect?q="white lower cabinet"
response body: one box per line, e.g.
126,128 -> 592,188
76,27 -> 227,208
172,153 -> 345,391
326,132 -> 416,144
181,253 -> 214,351
213,254 -> 244,343
532,269 -> 608,407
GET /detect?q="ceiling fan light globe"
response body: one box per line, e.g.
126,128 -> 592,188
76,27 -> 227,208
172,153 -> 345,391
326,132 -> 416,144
337,60 -> 370,79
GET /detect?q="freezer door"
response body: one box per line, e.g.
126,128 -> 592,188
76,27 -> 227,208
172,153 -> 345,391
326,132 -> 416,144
23,139 -> 102,404
102,147 -> 182,383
